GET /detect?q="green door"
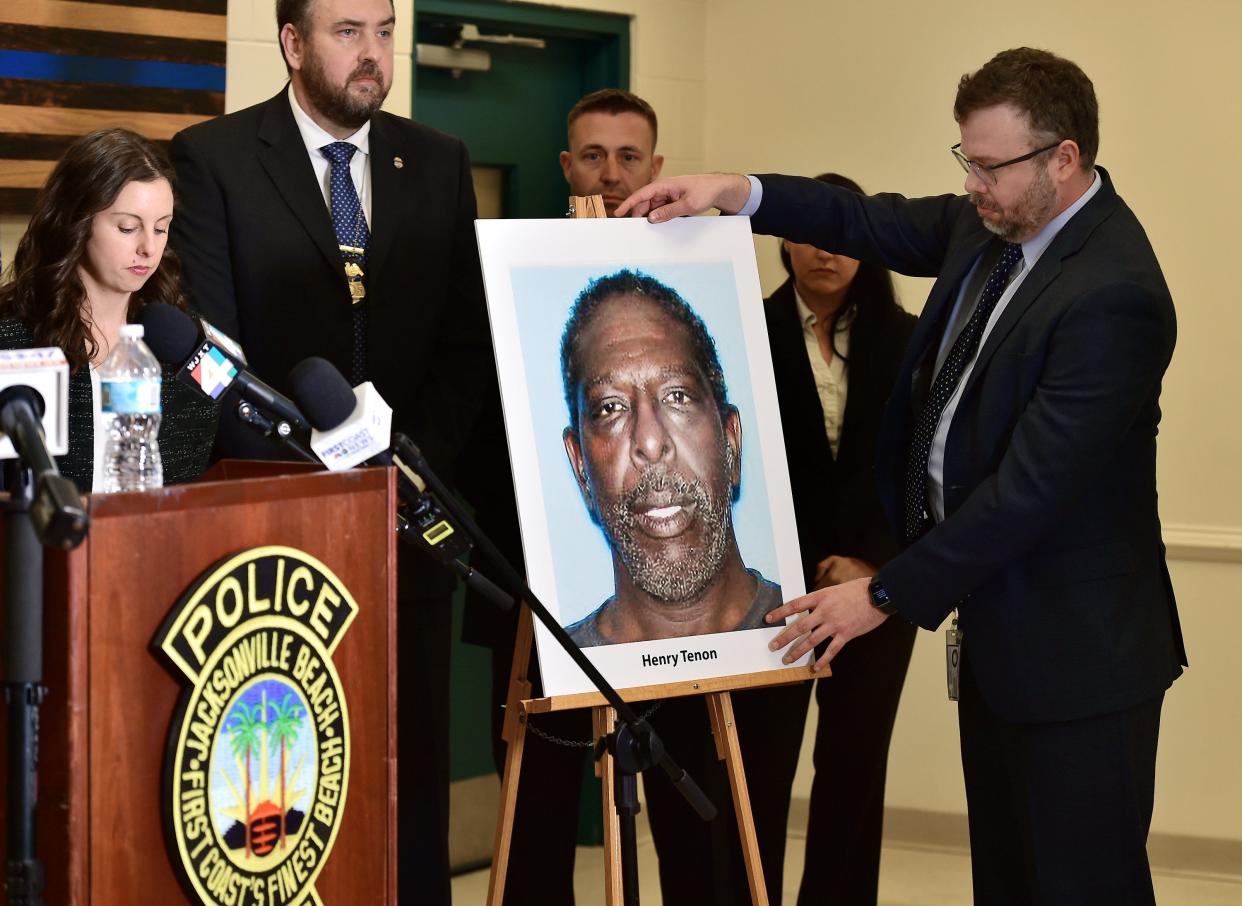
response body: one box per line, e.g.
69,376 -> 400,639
414,0 -> 629,218
412,0 -> 629,872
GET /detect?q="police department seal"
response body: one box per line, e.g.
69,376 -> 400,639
157,547 -> 357,906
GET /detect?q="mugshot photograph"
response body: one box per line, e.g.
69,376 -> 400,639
560,269 -> 782,649
0,128 -> 218,492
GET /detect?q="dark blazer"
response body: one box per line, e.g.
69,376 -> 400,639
168,89 -> 492,494
764,278 -> 915,586
0,317 -> 218,491
753,169 -> 1186,724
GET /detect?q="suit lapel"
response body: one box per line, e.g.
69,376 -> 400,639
256,91 -> 343,276
767,281 -> 826,432
902,231 -> 993,410
365,116 -> 401,285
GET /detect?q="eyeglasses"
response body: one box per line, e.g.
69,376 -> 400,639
950,141 -> 1061,186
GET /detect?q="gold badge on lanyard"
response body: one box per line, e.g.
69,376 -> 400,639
340,245 -> 366,304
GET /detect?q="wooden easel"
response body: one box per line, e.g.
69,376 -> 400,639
487,605 -> 815,906
486,195 -> 818,906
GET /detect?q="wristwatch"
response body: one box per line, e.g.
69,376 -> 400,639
868,577 -> 897,616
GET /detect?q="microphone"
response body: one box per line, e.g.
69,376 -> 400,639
0,347 -> 69,461
138,303 -> 314,457
289,357 -> 392,471
286,358 -> 510,606
0,349 -> 88,548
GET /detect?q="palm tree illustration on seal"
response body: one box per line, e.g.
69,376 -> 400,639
227,701 -> 265,858
268,693 -> 306,848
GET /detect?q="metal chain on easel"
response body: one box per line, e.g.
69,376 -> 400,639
523,701 -> 664,749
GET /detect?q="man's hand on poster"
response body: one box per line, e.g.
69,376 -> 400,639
813,554 -> 877,590
615,173 -> 752,222
765,577 -> 887,672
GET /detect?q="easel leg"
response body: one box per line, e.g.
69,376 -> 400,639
707,691 -> 769,906
594,705 -> 624,906
486,605 -> 535,906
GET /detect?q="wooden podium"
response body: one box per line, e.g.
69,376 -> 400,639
0,464 -> 398,904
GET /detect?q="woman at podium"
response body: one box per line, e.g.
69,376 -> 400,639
0,128 -> 218,491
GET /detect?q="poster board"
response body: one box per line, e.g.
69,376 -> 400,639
476,217 -> 808,696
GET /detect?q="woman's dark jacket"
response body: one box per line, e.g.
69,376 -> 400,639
764,278 -> 917,587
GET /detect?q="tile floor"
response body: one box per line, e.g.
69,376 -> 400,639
452,824 -> 1242,905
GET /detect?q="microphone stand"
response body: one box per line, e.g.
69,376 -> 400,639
3,462 -> 46,906
232,399 -> 317,462
1,391 -> 89,906
390,434 -> 715,906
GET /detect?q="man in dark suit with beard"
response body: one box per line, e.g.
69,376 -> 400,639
169,0 -> 492,901
620,47 -> 1186,906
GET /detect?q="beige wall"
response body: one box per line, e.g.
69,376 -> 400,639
703,0 -> 1242,844
497,0 -> 708,177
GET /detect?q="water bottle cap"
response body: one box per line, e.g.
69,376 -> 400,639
120,323 -> 145,339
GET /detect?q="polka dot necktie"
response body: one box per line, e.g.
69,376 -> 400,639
320,141 -> 370,386
901,241 -> 1024,542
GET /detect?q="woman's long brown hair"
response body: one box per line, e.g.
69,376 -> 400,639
0,128 -> 187,371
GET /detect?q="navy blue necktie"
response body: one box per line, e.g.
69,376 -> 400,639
321,141 -> 370,385
902,241 -> 1024,542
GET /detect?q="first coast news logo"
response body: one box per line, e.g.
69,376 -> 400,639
157,547 -> 357,906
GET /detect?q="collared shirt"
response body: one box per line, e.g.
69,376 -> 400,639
794,288 -> 852,458
925,170 -> 1102,520
287,83 -> 373,226
738,174 -> 764,216
563,568 -> 784,648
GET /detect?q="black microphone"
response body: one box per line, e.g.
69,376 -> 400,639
138,303 -> 316,460
138,303 -> 308,432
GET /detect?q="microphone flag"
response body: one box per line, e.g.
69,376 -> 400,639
185,342 -> 239,399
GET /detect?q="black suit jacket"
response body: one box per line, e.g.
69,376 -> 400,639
763,278 -> 915,586
753,170 -> 1186,723
168,89 -> 491,495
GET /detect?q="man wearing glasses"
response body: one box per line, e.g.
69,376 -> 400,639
618,47 -> 1185,906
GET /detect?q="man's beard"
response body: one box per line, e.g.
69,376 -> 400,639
597,445 -> 736,605
971,162 -> 1058,243
301,50 -> 388,130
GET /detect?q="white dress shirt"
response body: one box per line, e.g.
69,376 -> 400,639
287,84 -> 373,226
794,289 -> 852,458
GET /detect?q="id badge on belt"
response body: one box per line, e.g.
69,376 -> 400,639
946,613 -> 962,702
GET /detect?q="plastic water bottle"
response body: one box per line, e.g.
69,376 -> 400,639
99,323 -> 163,492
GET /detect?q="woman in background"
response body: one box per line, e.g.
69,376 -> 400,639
766,171 -> 918,905
0,128 -> 217,490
